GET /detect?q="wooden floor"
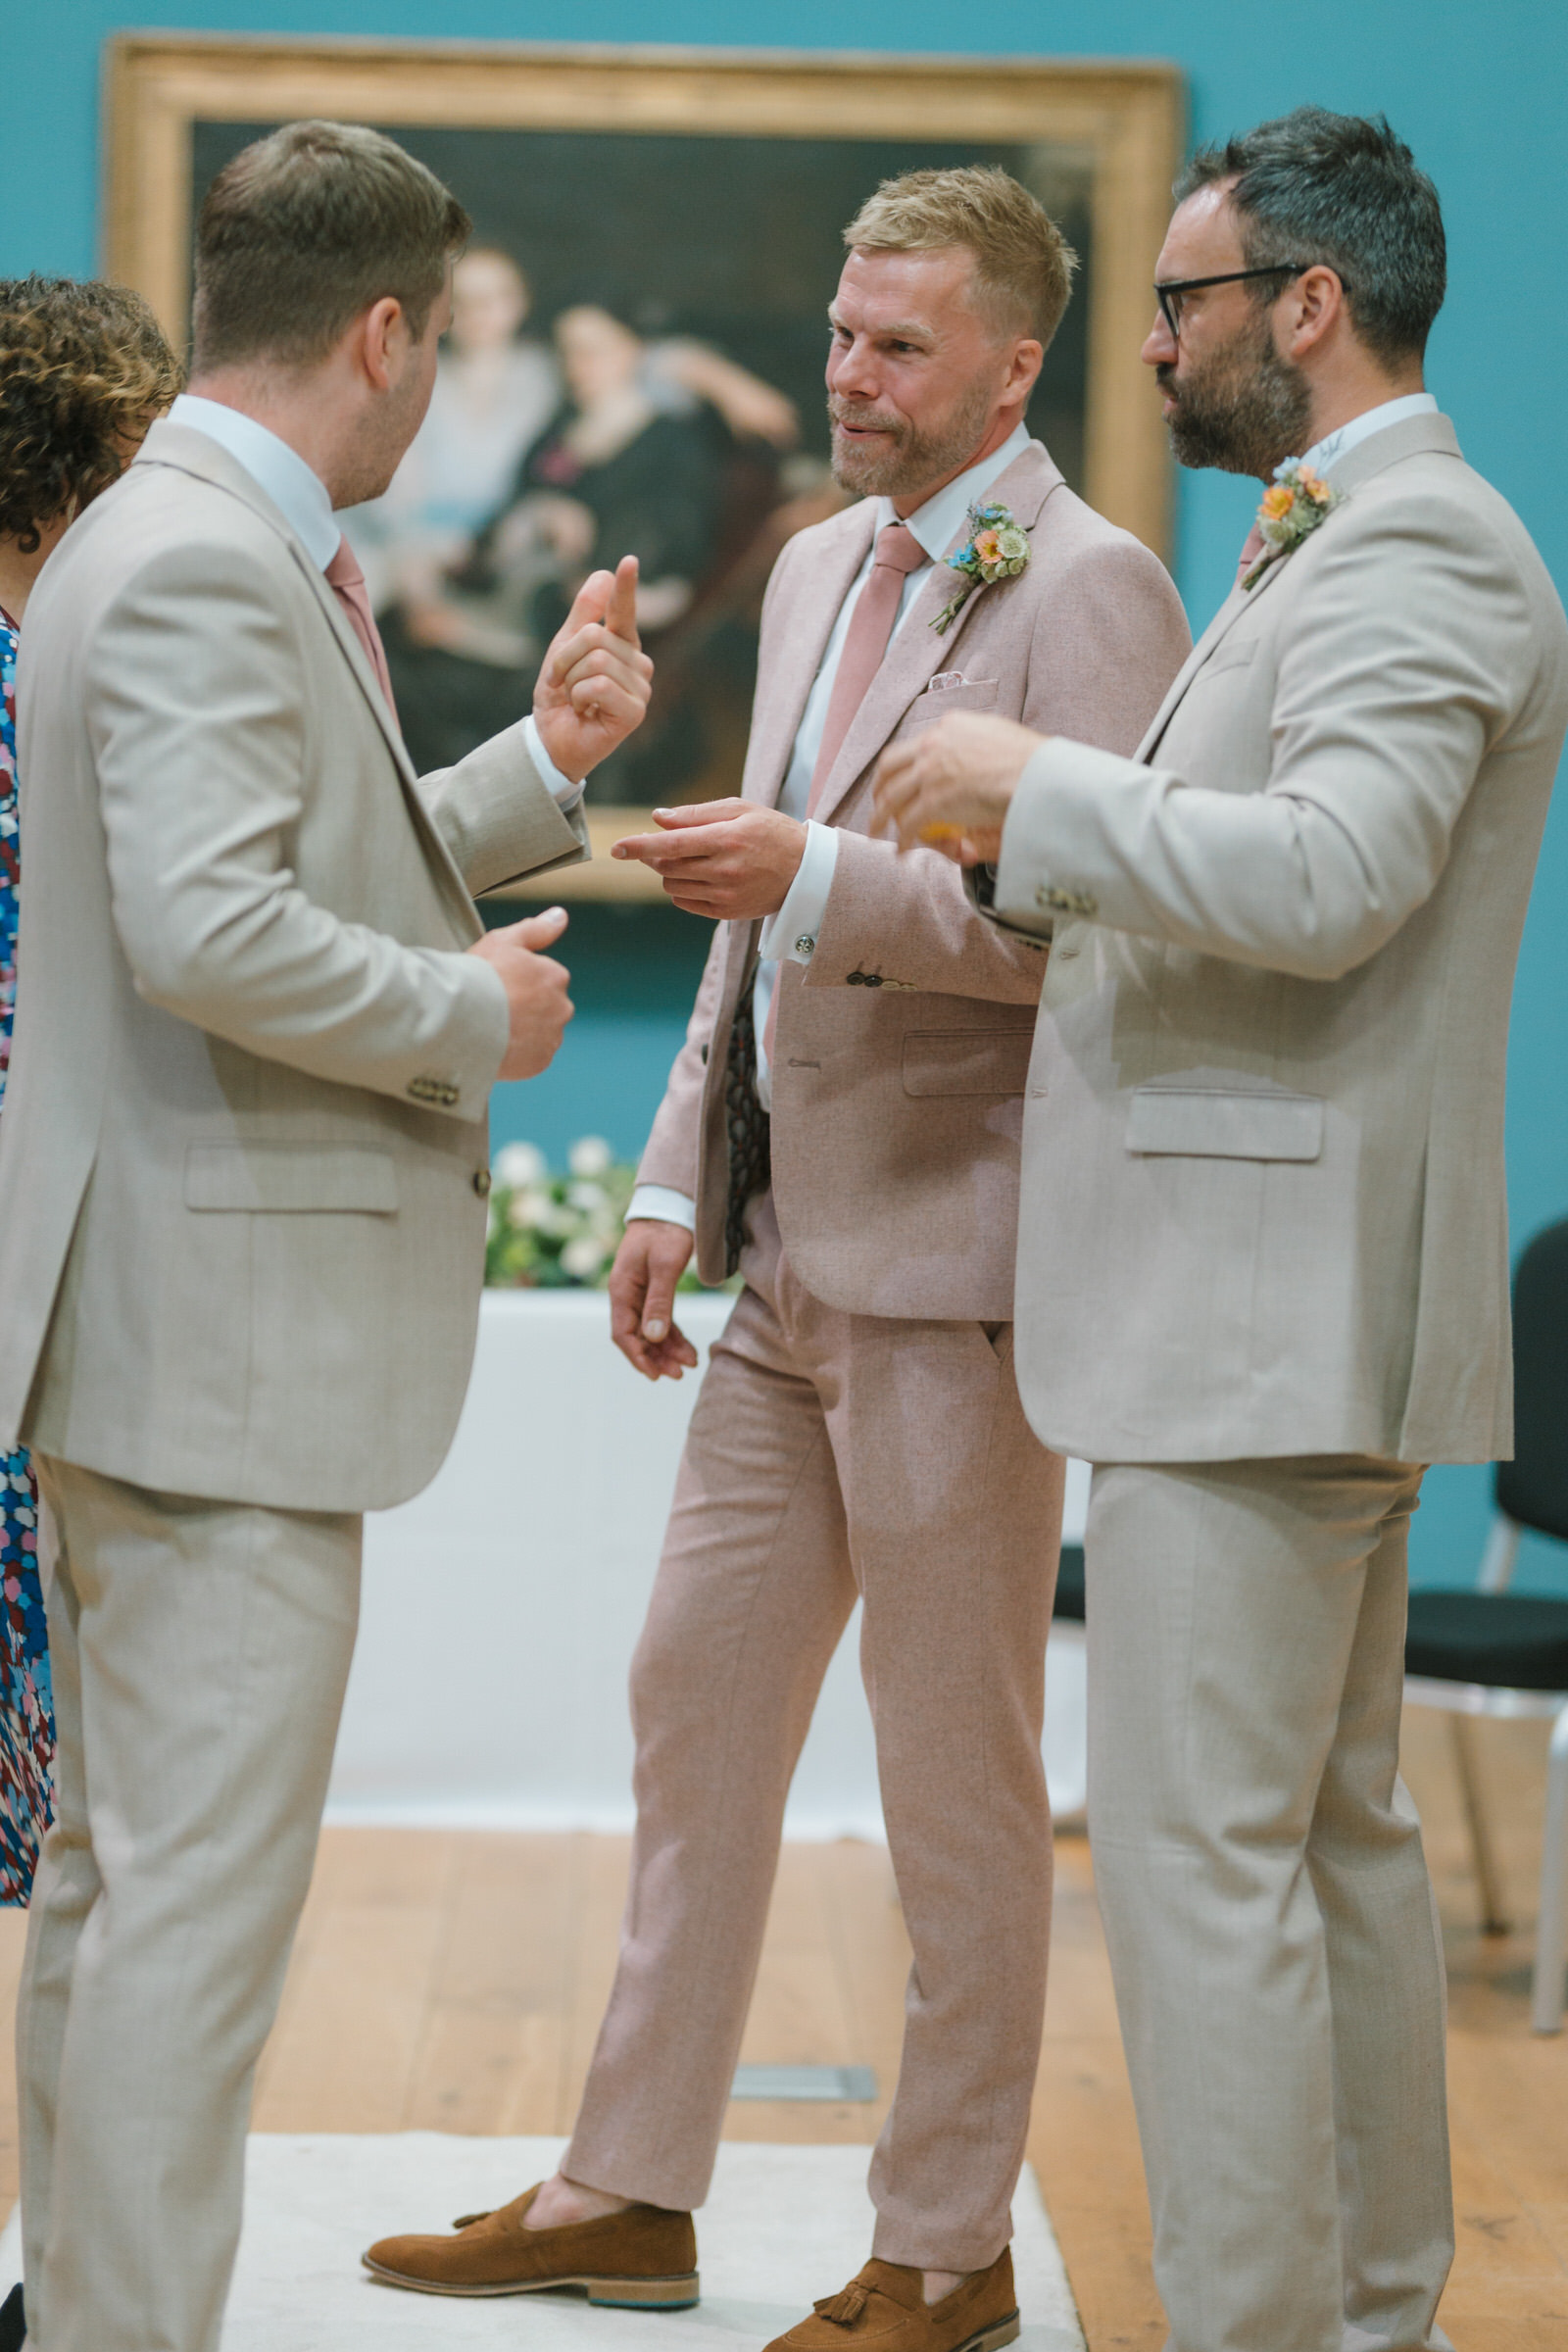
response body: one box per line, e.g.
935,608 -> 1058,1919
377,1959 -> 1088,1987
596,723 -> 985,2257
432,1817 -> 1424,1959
0,1708 -> 1562,2347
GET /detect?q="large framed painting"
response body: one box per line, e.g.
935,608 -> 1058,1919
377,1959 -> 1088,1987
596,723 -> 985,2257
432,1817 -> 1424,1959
106,35 -> 1182,897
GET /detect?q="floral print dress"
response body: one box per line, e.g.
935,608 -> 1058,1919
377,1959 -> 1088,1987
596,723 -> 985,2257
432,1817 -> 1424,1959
0,612 -> 54,1901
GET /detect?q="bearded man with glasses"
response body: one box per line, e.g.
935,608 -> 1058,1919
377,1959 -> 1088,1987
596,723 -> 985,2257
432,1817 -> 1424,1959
876,107 -> 1568,2352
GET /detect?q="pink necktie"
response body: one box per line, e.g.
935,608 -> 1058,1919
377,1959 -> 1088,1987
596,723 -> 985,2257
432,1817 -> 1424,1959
1235,522 -> 1266,588
325,536 -> 398,721
763,520 -> 929,1068
807,521 -> 928,812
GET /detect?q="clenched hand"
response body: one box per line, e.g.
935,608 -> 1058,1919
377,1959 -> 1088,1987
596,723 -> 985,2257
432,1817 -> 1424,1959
467,906 -> 574,1080
872,711 -> 1046,864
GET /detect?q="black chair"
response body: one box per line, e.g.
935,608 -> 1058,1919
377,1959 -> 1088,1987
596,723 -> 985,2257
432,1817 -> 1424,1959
1054,1543 -> 1086,1625
1041,1530 -> 1089,1825
1403,1215 -> 1568,2032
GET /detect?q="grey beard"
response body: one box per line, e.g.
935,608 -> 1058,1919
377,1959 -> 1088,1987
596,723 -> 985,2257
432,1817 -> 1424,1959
1164,318 -> 1313,480
828,378 -> 997,499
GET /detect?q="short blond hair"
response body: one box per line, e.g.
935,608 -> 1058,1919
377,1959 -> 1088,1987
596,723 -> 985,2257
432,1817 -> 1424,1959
843,165 -> 1076,347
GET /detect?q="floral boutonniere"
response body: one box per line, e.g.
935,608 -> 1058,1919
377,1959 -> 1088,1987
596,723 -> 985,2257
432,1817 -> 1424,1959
1243,458 -> 1344,589
931,502 -> 1032,634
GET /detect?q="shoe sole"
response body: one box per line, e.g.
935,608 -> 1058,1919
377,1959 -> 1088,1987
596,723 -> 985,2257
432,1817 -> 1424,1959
361,2257 -> 700,2307
955,2314 -> 1021,2352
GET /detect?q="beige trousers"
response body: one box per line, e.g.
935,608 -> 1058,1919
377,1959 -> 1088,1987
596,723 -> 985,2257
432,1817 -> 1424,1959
565,1197 -> 1064,2273
20,1457 -> 362,2352
1085,1457 -> 1454,2352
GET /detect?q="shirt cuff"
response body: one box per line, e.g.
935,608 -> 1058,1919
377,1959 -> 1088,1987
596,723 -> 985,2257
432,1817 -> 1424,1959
759,821 -> 839,965
523,712 -> 585,812
625,1185 -> 697,1231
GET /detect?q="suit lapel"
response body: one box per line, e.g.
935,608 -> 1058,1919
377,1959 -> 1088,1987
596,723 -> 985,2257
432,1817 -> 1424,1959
810,443 -> 1063,828
744,504 -> 877,808
133,425 -> 474,920
1136,526 -> 1294,761
1137,414 -> 1463,765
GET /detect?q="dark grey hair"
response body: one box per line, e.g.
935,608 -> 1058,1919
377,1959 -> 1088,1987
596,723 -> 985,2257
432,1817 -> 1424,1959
1177,108 -> 1446,367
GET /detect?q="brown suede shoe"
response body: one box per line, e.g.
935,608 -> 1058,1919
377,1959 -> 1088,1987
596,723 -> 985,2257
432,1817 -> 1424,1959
362,2183 -> 699,2304
763,2252 -> 1019,2352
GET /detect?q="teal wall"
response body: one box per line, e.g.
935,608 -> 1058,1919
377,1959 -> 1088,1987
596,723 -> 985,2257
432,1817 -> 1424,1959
8,1 -> 1567,1586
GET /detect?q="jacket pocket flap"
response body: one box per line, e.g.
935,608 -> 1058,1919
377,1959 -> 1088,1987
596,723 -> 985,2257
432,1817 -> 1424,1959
903,1029 -> 1033,1098
1126,1087 -> 1323,1161
183,1144 -> 398,1212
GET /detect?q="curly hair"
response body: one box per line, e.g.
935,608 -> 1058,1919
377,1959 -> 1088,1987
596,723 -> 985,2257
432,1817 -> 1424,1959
0,276 -> 183,553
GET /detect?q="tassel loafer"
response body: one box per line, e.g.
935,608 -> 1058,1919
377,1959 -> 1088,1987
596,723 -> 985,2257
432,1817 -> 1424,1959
363,2184 -> 699,2304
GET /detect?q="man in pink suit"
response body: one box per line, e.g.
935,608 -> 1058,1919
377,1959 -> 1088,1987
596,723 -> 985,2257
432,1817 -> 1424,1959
366,166 -> 1189,2352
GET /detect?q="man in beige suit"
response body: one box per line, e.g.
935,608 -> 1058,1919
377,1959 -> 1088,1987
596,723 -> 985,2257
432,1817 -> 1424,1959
877,110 -> 1568,2352
367,169 -> 1188,2351
0,122 -> 652,2352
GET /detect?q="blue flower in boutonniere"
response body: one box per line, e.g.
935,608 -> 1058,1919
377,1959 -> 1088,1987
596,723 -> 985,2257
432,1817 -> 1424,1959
1243,459 -> 1345,589
931,500 -> 1032,634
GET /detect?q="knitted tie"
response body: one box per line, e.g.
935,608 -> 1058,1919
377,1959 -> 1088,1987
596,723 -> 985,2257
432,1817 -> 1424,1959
325,536 -> 398,719
807,521 -> 928,810
1235,522 -> 1266,589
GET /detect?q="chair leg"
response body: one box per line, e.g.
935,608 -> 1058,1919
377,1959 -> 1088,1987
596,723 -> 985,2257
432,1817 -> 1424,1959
1531,1702 -> 1568,2034
1450,1712 -> 1509,1935
1478,1513 -> 1521,1594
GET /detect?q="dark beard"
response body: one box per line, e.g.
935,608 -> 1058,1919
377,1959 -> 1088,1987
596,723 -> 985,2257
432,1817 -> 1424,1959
1159,310 -> 1312,479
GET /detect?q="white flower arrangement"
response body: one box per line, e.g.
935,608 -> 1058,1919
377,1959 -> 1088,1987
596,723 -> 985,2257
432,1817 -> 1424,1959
484,1138 -> 735,1294
486,1137 -> 632,1288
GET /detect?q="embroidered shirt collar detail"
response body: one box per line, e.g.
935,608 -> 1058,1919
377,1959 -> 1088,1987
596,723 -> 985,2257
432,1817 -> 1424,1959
1300,392 -> 1439,477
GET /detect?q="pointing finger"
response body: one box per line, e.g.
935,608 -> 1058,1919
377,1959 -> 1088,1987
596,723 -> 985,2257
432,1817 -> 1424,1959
607,554 -> 641,649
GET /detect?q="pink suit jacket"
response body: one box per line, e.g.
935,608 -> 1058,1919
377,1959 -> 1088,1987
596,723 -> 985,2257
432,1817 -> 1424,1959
637,438 -> 1191,1321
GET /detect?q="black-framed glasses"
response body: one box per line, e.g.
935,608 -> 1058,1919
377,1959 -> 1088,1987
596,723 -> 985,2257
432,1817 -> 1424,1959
1153,263 -> 1348,338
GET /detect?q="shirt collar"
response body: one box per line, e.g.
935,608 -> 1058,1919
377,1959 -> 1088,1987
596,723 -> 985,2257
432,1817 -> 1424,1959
170,394 -> 341,571
876,420 -> 1034,564
1300,392 -> 1440,477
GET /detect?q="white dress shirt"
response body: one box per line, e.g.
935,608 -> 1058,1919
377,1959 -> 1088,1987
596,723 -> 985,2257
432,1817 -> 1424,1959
168,393 -> 578,808
629,420 -> 1033,1232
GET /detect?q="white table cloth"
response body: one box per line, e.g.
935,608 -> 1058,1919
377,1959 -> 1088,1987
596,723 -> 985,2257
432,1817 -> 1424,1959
330,1292 -> 1090,1838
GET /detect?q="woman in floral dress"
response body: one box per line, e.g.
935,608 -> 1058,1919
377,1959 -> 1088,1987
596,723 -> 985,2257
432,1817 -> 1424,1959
0,613 -> 49,1903
0,277 -> 180,1902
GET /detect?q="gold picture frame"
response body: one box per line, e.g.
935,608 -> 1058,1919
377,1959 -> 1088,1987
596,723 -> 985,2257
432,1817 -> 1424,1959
105,34 -> 1183,901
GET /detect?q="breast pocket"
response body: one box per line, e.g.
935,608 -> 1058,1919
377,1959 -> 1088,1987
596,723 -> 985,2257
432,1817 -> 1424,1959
1125,1087 -> 1322,1161
903,1029 -> 1034,1098
1192,638 -> 1259,682
183,1143 -> 399,1212
906,678 -> 1002,727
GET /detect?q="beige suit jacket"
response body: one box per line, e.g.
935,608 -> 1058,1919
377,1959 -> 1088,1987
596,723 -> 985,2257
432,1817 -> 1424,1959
989,414 -> 1568,1462
0,420 -> 588,1511
636,439 -> 1191,1320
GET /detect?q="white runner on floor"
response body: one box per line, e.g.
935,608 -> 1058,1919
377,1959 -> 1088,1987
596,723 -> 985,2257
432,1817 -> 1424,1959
0,2135 -> 1085,2351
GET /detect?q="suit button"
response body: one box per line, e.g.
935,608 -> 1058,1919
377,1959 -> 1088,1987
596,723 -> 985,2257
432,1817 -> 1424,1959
472,1169 -> 492,1198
